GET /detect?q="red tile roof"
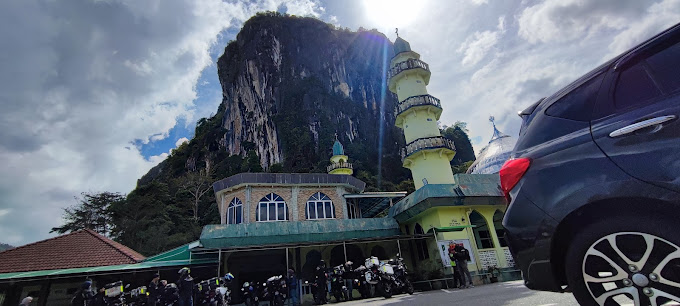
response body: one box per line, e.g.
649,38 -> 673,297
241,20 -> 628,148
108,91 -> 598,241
0,229 -> 145,273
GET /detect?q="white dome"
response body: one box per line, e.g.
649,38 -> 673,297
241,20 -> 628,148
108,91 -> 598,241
466,125 -> 516,175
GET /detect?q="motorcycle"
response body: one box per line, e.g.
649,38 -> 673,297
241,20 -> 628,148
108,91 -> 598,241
389,254 -> 414,295
364,256 -> 395,298
262,275 -> 287,306
103,281 -> 126,305
241,281 -> 259,306
329,265 -> 349,302
196,277 -> 227,306
160,283 -> 179,306
351,265 -> 371,299
127,285 -> 148,306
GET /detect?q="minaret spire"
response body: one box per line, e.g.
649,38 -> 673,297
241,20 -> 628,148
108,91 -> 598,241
327,136 -> 353,175
388,35 -> 456,190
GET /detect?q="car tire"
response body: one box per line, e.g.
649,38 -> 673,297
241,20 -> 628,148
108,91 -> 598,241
565,214 -> 680,306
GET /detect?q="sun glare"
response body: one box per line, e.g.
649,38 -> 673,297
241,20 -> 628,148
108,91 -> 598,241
362,0 -> 423,30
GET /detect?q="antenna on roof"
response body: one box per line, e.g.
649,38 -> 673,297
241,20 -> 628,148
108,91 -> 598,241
395,28 -> 399,38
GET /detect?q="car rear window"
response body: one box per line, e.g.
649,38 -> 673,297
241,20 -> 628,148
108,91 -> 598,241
646,40 -> 680,94
545,73 -> 605,121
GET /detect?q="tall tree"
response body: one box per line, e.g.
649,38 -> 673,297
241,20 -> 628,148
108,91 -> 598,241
50,192 -> 124,235
176,169 -> 214,222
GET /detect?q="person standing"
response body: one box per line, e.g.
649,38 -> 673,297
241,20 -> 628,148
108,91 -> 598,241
343,261 -> 354,300
315,260 -> 328,304
449,251 -> 463,288
453,244 -> 474,288
148,272 -> 161,306
71,280 -> 95,306
287,269 -> 300,306
177,267 -> 194,306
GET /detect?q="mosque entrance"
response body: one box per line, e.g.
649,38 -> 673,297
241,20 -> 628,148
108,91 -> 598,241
225,249 -> 287,288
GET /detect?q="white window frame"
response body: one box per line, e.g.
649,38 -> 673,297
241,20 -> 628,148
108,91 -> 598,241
227,197 -> 243,224
306,192 -> 335,220
256,193 -> 288,222
347,201 -> 361,219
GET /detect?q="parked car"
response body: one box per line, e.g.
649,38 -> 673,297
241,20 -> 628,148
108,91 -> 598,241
501,22 -> 680,306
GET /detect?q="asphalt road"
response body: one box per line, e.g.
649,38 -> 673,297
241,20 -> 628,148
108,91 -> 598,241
338,280 -> 578,306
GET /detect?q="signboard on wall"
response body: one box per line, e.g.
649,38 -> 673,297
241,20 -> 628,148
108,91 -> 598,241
437,239 -> 475,267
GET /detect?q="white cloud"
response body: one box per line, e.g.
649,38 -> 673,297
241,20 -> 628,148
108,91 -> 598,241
517,0 -> 656,44
607,0 -> 680,55
0,0 -> 325,245
175,137 -> 190,147
457,31 -> 501,67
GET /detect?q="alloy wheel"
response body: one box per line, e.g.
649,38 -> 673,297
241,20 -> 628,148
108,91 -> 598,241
582,232 -> 680,305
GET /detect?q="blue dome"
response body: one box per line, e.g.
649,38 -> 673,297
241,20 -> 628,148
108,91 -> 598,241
332,140 -> 345,156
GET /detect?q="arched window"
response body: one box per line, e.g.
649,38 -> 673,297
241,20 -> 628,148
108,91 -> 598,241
227,197 -> 243,224
493,210 -> 508,247
470,210 -> 494,249
306,192 -> 335,219
414,223 -> 429,260
256,193 -> 288,222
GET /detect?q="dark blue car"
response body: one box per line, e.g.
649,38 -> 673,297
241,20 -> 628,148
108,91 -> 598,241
501,23 -> 680,306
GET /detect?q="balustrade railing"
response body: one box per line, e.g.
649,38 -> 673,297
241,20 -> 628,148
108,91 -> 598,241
387,58 -> 430,81
394,94 -> 442,117
401,136 -> 456,162
327,162 -> 353,173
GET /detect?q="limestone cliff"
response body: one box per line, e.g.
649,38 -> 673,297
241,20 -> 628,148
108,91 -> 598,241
217,12 -> 405,173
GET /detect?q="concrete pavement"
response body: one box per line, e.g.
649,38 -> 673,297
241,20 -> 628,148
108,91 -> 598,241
335,280 -> 578,306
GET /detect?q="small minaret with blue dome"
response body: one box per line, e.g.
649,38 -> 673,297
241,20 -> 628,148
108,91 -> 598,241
327,134 -> 353,175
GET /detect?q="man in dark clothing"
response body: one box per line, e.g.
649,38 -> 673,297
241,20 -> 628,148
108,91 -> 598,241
449,251 -> 463,288
148,273 -> 161,306
453,244 -> 474,288
315,260 -> 328,304
288,269 -> 300,306
177,267 -> 194,306
71,280 -> 95,306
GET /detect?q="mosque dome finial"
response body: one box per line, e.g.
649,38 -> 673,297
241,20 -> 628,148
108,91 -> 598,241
393,31 -> 412,56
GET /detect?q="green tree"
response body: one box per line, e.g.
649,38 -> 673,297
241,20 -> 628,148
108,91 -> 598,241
50,192 -> 124,235
441,124 -> 476,166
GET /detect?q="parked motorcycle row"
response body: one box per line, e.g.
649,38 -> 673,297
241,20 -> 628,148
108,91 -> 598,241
97,275 -> 233,306
88,254 -> 412,306
309,254 -> 414,304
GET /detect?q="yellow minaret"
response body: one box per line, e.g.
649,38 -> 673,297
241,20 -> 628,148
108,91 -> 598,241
388,32 -> 456,189
327,135 -> 353,175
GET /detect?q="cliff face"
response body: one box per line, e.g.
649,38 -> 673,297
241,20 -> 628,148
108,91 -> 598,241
217,13 -> 403,172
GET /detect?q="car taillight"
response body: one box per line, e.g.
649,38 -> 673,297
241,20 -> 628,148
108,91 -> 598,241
499,158 -> 531,202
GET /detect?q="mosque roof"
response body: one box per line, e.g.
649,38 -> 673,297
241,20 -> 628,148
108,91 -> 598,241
332,139 -> 345,156
466,120 -> 517,175
393,37 -> 411,55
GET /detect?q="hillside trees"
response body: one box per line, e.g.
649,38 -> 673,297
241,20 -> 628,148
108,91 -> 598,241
50,192 -> 124,235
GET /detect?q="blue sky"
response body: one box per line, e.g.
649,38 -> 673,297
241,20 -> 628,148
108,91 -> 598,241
1,0 -> 679,245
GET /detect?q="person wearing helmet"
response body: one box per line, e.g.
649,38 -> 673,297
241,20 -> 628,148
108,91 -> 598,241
177,267 -> 194,306
148,272 -> 161,306
315,260 -> 328,304
71,280 -> 94,306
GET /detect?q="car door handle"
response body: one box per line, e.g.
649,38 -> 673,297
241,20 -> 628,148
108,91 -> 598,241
609,115 -> 677,137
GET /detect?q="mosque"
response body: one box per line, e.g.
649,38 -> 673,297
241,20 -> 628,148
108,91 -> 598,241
202,34 -> 518,288
0,35 -> 517,304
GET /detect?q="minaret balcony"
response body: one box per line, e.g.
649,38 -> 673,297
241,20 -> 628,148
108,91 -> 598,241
401,136 -> 456,163
387,58 -> 431,91
394,94 -> 442,118
327,162 -> 353,173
